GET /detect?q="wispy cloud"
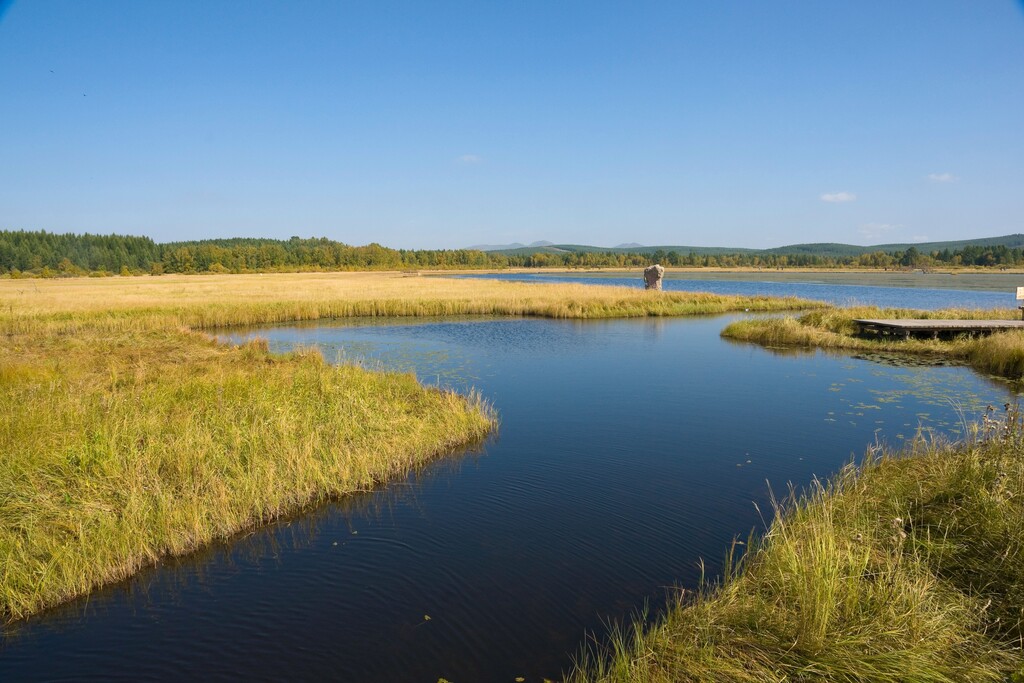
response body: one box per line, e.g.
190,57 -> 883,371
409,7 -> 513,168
456,154 -> 481,164
858,222 -> 902,240
820,191 -> 856,203
912,235 -> 930,242
927,172 -> 956,183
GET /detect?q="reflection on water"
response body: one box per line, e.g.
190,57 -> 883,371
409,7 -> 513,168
1,315 -> 1019,681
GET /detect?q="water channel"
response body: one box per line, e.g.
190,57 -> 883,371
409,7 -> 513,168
1,281 -> 1021,681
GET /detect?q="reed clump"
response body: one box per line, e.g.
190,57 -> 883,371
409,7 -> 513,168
722,306 -> 1024,378
0,273 -> 818,623
568,408 -> 1024,682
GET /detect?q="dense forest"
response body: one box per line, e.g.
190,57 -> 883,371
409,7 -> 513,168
3,230 -> 1024,277
0,232 -> 507,275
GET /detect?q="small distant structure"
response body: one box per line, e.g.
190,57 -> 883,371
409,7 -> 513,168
643,264 -> 665,290
1017,286 -> 1024,320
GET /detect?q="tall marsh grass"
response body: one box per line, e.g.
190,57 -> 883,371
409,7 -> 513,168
0,330 -> 494,621
568,410 -> 1024,682
0,273 -> 818,622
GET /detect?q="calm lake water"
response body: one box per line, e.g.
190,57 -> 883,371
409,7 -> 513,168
454,272 -> 1020,309
1,286 -> 1021,680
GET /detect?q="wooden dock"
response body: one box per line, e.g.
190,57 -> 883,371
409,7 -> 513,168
854,318 -> 1024,339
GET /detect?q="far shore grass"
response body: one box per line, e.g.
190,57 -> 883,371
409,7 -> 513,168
568,408 -> 1024,682
0,272 -> 818,623
722,306 -> 1024,379
1,270 -> 820,331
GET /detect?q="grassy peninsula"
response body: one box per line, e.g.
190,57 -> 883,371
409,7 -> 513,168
722,306 -> 1024,379
0,273 -> 817,622
569,409 -> 1024,682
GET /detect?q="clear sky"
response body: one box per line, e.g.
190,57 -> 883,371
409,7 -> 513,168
1,1 -> 1022,250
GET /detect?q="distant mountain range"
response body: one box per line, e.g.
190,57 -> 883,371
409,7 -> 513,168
465,240 -> 555,251
466,234 -> 1024,258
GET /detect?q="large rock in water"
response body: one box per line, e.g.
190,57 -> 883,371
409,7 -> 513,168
643,264 -> 665,290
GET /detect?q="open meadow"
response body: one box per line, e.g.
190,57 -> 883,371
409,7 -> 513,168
0,271 -> 817,328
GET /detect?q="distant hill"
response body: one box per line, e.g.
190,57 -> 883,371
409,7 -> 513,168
471,234 -> 1024,258
873,234 -> 1024,254
468,240 -> 555,252
761,235 -> 1024,258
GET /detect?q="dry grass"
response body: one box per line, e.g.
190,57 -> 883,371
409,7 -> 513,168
0,272 -> 818,623
0,271 -> 819,335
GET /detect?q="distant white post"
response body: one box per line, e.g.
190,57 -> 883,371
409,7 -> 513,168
1016,287 -> 1024,320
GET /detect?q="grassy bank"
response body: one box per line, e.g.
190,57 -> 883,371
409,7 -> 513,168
0,273 -> 818,623
722,306 -> 1024,378
0,327 -> 495,622
569,409 -> 1024,682
1,271 -> 819,334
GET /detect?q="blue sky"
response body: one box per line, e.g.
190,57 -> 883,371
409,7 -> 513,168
1,1 -> 1022,250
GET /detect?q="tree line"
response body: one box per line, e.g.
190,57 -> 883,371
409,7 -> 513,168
0,232 -> 509,275
3,230 -> 1024,277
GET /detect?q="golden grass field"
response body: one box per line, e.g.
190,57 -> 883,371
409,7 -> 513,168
0,272 -> 817,623
0,271 -> 817,330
